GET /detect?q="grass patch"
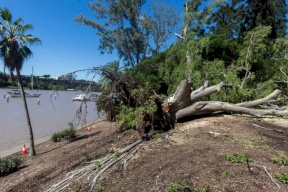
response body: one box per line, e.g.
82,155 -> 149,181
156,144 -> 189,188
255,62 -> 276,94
222,170 -> 228,177
0,157 -> 22,176
152,133 -> 162,141
166,180 -> 191,192
91,161 -> 104,170
249,135 -> 263,142
272,151 -> 288,166
225,152 -> 253,163
276,173 -> 288,184
220,133 -> 233,140
51,122 -> 76,142
240,135 -> 265,148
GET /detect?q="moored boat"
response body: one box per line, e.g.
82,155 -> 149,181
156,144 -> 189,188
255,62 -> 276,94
7,89 -> 41,97
7,67 -> 41,98
72,93 -> 91,101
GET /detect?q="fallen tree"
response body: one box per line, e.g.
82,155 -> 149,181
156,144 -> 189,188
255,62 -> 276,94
163,80 -> 288,122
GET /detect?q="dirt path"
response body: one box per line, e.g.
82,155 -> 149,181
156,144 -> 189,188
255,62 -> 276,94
1,115 -> 288,192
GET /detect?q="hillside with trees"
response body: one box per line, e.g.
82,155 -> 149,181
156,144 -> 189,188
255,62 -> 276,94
2,0 -> 288,191
87,0 -> 288,132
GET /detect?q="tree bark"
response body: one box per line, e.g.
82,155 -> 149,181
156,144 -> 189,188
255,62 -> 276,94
164,80 -> 288,122
175,101 -> 288,120
16,68 -> 36,156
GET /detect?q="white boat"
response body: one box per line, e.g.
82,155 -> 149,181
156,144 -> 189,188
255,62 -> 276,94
7,67 -> 41,98
8,89 -> 41,97
72,93 -> 91,101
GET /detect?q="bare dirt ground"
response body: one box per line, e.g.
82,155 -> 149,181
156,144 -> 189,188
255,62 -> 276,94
1,115 -> 288,192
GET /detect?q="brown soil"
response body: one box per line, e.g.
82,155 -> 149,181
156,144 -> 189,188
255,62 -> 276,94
1,115 -> 288,192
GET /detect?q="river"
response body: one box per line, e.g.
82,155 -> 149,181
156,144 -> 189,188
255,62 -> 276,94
0,89 -> 101,156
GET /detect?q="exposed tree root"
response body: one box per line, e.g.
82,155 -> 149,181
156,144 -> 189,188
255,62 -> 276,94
250,162 -> 281,189
45,139 -> 143,192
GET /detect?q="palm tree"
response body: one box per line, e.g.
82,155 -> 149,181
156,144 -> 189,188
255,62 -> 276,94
0,8 -> 41,156
99,60 -> 122,91
98,60 -> 123,121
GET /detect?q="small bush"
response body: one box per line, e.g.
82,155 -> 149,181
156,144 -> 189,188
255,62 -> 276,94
272,151 -> 288,166
225,152 -> 253,163
51,132 -> 62,142
0,157 -> 22,176
166,180 -> 191,192
276,173 -> 288,184
51,123 -> 76,142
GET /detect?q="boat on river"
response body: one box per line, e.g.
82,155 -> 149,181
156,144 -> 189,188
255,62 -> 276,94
7,67 -> 41,97
8,89 -> 41,97
72,93 -> 91,101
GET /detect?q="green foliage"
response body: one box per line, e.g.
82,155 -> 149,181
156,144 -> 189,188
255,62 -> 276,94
276,173 -> 288,184
166,180 -> 191,192
152,133 -> 162,141
113,151 -> 121,158
245,0 -> 287,39
201,186 -> 211,192
272,151 -> 288,166
51,123 -> 76,142
225,152 -> 253,163
116,94 -> 157,130
222,170 -> 228,177
0,157 -> 22,176
91,161 -> 104,170
116,106 -> 139,130
128,51 -> 168,93
95,185 -> 104,192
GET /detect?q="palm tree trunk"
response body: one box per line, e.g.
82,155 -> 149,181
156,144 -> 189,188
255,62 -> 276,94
16,68 -> 36,156
9,70 -> 15,82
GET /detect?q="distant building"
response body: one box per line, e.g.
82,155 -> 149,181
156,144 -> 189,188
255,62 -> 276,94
58,73 -> 76,81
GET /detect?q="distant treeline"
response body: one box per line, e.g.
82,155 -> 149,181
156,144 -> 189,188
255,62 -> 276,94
0,72 -> 102,92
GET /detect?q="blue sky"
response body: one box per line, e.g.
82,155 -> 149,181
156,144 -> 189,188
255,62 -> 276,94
0,0 -> 183,80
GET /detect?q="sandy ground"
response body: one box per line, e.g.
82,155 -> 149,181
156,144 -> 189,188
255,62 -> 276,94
1,115 -> 288,192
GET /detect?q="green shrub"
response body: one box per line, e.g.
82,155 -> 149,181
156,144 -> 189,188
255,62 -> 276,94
116,93 -> 157,130
276,173 -> 288,184
51,132 -> 62,142
0,157 -> 22,176
225,152 -> 253,163
166,180 -> 191,192
62,127 -> 76,140
51,123 -> 76,142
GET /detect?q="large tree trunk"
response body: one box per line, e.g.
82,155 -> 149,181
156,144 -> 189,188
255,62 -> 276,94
164,80 -> 288,122
16,68 -> 36,156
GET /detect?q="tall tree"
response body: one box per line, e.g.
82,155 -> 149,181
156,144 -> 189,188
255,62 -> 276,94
245,0 -> 287,39
141,0 -> 179,56
0,8 -> 41,156
74,0 -> 178,67
208,0 -> 247,39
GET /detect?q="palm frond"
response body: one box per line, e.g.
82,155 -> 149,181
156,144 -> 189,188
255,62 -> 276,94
0,7 -> 41,71
0,8 -> 12,23
19,35 -> 41,45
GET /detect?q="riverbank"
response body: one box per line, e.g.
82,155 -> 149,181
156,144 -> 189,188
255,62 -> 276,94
0,120 -> 100,157
1,115 -> 288,191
